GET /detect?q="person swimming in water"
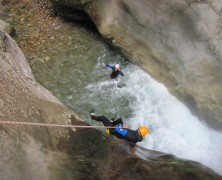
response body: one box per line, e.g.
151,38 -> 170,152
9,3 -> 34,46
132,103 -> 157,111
102,63 -> 124,79
90,109 -> 148,144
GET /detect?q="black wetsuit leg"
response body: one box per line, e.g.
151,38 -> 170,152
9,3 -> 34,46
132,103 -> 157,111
91,116 -> 117,135
91,116 -> 113,126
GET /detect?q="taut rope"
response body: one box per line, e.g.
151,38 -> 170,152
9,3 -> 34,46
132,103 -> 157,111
0,120 -> 117,129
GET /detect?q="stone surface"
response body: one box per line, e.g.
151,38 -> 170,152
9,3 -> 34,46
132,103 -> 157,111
0,29 -> 81,179
0,19 -> 14,34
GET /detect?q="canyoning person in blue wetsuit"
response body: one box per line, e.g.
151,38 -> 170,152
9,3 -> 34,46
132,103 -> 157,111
102,63 -> 124,79
90,109 -> 148,144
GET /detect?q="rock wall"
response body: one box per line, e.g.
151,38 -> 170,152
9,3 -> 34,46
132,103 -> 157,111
53,0 -> 222,128
0,29 -> 81,180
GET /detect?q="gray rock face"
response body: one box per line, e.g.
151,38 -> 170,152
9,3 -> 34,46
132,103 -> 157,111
52,0 -> 222,127
0,19 -> 14,34
0,29 -> 81,180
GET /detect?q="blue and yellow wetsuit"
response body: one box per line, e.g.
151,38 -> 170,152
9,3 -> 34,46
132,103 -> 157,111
91,115 -> 143,143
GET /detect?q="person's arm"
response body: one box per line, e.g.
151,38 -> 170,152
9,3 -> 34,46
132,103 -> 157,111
118,71 -> 124,76
106,64 -> 114,69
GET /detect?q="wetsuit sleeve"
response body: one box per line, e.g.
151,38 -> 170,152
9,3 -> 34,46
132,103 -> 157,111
106,64 -> 114,69
118,71 -> 124,76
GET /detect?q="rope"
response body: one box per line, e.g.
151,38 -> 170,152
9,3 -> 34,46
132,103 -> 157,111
0,120 -> 117,129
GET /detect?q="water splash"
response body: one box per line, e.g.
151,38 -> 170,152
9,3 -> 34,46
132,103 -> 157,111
125,65 -> 222,173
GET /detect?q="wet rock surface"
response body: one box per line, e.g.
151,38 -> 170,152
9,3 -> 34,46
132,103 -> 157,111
0,28 -> 79,179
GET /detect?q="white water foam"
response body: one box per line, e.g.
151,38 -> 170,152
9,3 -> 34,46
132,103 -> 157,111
124,65 -> 222,174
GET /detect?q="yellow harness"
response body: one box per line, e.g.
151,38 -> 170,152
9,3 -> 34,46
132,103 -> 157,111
106,128 -> 110,135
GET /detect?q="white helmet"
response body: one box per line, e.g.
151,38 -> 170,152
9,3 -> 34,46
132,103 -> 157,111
115,64 -> 120,69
